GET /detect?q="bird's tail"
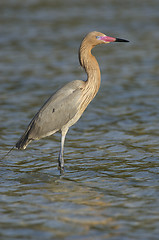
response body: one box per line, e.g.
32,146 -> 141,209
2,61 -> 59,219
16,130 -> 32,150
1,128 -> 32,160
0,145 -> 15,160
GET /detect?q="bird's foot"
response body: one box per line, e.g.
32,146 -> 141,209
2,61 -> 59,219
58,153 -> 65,174
58,164 -> 65,175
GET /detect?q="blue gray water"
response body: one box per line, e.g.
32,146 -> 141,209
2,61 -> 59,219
0,0 -> 159,239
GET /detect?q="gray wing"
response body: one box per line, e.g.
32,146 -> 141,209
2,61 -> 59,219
26,80 -> 84,139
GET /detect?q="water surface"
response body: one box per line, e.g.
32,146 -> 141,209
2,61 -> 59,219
0,0 -> 159,239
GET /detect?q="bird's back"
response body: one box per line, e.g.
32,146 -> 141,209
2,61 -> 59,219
16,80 -> 85,149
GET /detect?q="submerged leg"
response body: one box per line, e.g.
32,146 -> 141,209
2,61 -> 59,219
58,128 -> 68,171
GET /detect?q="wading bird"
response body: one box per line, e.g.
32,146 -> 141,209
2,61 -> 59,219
16,31 -> 129,171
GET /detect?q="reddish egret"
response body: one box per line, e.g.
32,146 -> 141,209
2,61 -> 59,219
16,31 -> 129,171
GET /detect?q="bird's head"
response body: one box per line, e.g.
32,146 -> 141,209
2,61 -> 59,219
84,31 -> 129,47
79,31 -> 129,68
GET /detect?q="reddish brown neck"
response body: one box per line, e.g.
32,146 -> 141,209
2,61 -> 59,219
79,41 -> 101,96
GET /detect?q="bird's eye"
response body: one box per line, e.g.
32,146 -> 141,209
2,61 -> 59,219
96,36 -> 102,40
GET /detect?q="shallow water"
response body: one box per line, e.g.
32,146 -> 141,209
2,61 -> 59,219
0,0 -> 159,239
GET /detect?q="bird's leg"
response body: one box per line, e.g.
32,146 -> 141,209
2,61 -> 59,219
58,129 -> 68,172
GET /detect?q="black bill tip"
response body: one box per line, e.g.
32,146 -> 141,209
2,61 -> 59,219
115,38 -> 129,42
